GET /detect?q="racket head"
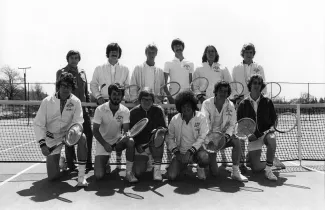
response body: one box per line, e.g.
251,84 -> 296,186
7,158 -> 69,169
235,118 -> 256,138
153,127 -> 167,147
159,82 -> 181,98
64,123 -> 83,146
230,82 -> 244,99
125,85 -> 141,103
190,77 -> 209,95
129,118 -> 149,137
274,112 -> 297,133
206,131 -> 227,152
265,82 -> 282,99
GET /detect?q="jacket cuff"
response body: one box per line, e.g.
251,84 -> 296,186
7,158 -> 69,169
188,146 -> 197,155
38,139 -> 46,148
171,147 -> 179,154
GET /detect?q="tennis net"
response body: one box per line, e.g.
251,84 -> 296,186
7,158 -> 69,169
0,100 -> 324,163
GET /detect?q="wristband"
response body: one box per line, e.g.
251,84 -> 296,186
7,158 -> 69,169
225,134 -> 231,142
188,146 -> 197,155
38,139 -> 46,148
171,147 -> 180,155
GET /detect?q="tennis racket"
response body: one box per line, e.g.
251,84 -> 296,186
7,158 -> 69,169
140,127 -> 168,150
234,118 -> 256,140
124,84 -> 141,103
157,82 -> 181,104
262,112 -> 297,134
113,118 -> 149,147
203,131 -> 227,153
264,82 -> 281,99
190,77 -> 209,98
230,81 -> 244,100
48,123 -> 83,154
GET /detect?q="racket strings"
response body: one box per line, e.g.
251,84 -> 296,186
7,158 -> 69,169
275,114 -> 297,132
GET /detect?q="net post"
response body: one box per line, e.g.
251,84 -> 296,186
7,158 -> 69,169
297,104 -> 302,166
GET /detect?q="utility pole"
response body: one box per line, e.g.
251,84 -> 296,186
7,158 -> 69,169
18,67 -> 31,101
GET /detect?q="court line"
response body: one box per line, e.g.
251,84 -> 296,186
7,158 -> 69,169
287,161 -> 325,175
0,140 -> 36,154
0,161 -> 44,187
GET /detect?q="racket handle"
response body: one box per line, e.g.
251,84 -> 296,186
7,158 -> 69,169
48,142 -> 64,153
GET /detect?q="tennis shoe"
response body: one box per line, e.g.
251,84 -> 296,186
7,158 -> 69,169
153,166 -> 162,181
126,171 -> 138,183
146,157 -> 154,172
273,157 -> 286,170
231,169 -> 248,182
265,169 -> 277,181
197,167 -> 206,180
77,176 -> 88,187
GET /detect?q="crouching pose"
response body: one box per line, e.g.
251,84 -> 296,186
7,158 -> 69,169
131,88 -> 167,181
166,90 -> 210,180
34,72 -> 88,186
92,83 -> 137,183
201,81 -> 248,182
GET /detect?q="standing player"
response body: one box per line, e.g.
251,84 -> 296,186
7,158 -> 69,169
34,72 -> 88,186
193,45 -> 232,99
164,38 -> 194,96
92,83 -> 137,183
90,43 -> 130,105
237,74 -> 279,181
56,50 -> 93,172
90,43 -> 130,166
166,90 -> 210,180
130,44 -> 165,103
201,81 -> 248,182
130,88 -> 167,181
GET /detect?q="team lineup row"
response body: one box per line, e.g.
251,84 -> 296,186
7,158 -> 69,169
34,71 -> 283,187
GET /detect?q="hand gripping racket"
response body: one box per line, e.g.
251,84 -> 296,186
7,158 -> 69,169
157,82 -> 181,104
140,127 -> 168,150
203,131 -> 227,153
234,118 -> 256,140
190,77 -> 209,100
49,123 -> 83,154
124,84 -> 141,103
112,118 -> 149,147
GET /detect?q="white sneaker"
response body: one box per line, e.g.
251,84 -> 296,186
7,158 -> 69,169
265,169 -> 278,181
231,168 -> 248,182
273,157 -> 286,170
126,171 -> 138,183
153,166 -> 162,181
146,159 -> 154,172
77,176 -> 88,187
197,167 -> 206,180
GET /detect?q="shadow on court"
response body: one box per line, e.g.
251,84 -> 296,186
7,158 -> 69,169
16,171 -> 81,203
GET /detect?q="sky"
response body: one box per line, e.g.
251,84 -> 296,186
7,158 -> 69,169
0,0 -> 324,100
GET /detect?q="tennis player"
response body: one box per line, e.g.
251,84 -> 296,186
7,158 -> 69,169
193,45 -> 232,100
56,50 -> 93,172
201,81 -> 248,182
237,74 -> 280,181
130,44 -> 165,103
92,83 -> 137,183
34,72 -> 88,186
166,90 -> 210,180
164,38 -> 194,96
130,88 -> 167,181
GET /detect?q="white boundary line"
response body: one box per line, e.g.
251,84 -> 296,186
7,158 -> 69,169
0,161 -> 44,187
287,161 -> 325,175
0,140 -> 36,153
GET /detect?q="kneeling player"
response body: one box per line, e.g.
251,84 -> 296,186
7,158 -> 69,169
130,88 -> 167,181
92,83 -> 137,183
34,72 -> 88,186
166,90 -> 210,180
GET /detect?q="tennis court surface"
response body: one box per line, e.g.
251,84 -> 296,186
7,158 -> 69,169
0,101 -> 324,209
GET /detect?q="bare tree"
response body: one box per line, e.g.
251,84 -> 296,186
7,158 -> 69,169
0,66 -> 24,100
30,83 -> 47,100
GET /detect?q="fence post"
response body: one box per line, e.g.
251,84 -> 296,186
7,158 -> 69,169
297,104 -> 302,166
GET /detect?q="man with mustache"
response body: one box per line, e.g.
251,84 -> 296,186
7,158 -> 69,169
130,43 -> 165,103
56,50 -> 93,172
163,38 -> 194,100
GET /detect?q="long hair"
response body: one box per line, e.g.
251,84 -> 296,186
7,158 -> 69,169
56,72 -> 77,91
247,74 -> 266,92
106,43 -> 122,59
202,45 -> 219,63
175,90 -> 198,113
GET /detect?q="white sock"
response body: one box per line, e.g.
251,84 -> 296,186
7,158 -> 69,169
265,165 -> 272,171
232,165 -> 239,172
126,161 -> 133,173
78,164 -> 86,177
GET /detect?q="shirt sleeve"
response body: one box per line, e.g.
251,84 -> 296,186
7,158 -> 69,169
33,99 -> 48,141
222,67 -> 232,83
72,100 -> 84,126
90,67 -> 101,99
166,117 -> 177,152
123,67 -> 130,87
156,106 -> 167,128
224,104 -> 236,136
123,109 -> 130,124
200,100 -> 212,131
130,66 -> 138,86
93,107 -> 102,125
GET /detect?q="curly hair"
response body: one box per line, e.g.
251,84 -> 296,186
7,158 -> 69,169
175,90 -> 198,113
213,80 -> 231,97
202,45 -> 219,63
240,43 -> 256,58
247,74 -> 266,92
108,83 -> 125,97
66,50 -> 81,62
106,43 -> 122,59
56,72 -> 77,91
171,38 -> 185,52
138,87 -> 155,102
